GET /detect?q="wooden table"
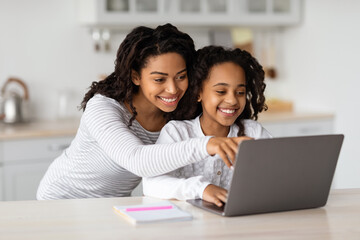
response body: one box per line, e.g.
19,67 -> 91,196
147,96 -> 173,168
0,189 -> 359,240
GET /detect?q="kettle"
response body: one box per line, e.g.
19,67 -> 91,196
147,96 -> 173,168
0,78 -> 30,123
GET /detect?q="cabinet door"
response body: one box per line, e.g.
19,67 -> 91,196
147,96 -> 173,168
243,0 -> 301,25
0,167 -> 3,200
1,136 -> 73,201
3,161 -> 52,201
78,0 -> 302,27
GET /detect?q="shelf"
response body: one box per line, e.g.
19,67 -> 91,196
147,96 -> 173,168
78,0 -> 302,28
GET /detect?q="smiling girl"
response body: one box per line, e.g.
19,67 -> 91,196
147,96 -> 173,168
143,46 -> 272,207
37,24 -> 244,200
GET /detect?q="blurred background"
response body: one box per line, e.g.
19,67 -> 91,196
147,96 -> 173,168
0,0 -> 359,201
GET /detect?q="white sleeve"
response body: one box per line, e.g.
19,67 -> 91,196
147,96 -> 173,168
143,122 -> 211,200
143,174 -> 210,200
84,96 -> 211,177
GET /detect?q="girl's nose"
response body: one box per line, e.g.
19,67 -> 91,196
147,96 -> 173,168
225,93 -> 238,105
166,80 -> 178,94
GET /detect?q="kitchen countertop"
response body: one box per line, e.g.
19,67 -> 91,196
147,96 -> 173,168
0,189 -> 359,240
0,118 -> 80,140
258,111 -> 334,123
0,112 -> 334,140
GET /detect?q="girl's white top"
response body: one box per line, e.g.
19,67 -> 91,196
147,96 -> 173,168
143,116 -> 272,200
37,94 -> 211,199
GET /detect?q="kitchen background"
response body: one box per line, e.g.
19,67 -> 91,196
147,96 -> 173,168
0,0 -> 359,200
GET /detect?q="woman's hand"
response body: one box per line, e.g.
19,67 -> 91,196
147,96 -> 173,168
206,136 -> 253,168
203,184 -> 228,207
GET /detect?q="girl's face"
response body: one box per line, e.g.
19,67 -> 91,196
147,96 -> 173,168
132,52 -> 188,113
199,62 -> 246,131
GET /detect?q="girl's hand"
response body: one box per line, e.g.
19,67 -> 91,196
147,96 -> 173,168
203,184 -> 228,207
206,136 -> 253,168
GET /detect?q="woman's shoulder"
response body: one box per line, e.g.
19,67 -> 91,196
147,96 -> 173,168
86,94 -> 128,113
84,94 -> 130,123
87,94 -> 121,108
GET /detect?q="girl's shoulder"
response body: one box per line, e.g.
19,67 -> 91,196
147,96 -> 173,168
242,119 -> 272,139
242,119 -> 263,128
161,117 -> 201,140
165,118 -> 198,132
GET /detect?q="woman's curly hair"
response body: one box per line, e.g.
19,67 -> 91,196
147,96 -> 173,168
80,23 -> 196,125
190,46 -> 267,136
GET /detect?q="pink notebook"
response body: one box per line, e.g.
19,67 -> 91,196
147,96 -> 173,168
113,201 -> 192,225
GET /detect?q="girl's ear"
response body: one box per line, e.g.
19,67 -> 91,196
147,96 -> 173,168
131,70 -> 141,86
197,93 -> 202,102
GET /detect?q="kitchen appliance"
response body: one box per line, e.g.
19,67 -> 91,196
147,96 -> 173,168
0,78 -> 30,123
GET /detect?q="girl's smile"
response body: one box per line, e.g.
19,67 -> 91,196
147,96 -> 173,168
217,107 -> 239,117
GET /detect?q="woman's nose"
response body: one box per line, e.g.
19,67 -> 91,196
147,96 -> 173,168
165,80 -> 178,94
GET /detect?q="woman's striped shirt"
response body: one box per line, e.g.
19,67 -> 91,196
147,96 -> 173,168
36,94 -> 211,199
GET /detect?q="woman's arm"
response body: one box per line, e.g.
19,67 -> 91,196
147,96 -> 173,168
84,95 -> 211,177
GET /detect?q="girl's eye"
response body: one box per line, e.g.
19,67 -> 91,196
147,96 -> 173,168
237,91 -> 245,95
216,90 -> 226,95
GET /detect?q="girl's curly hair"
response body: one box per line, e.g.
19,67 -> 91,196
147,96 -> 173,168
190,46 -> 267,136
80,23 -> 196,125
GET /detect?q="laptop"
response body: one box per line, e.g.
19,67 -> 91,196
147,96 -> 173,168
187,134 -> 344,216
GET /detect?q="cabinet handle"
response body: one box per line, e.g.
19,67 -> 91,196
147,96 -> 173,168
48,144 -> 70,152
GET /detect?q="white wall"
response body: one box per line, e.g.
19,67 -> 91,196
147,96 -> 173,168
0,0 -> 211,120
276,0 -> 360,188
0,0 -> 117,120
0,0 -> 359,188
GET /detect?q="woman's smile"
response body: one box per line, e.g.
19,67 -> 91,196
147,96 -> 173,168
158,95 -> 180,106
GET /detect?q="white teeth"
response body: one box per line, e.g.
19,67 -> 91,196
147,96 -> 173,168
160,97 -> 177,103
219,108 -> 236,114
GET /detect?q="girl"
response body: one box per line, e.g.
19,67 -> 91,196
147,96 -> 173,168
37,24 -> 243,200
143,46 -> 272,207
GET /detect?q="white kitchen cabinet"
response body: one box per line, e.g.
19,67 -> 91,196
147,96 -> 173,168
78,0 -> 302,28
0,167 -> 3,200
0,136 -> 73,201
260,117 -> 334,137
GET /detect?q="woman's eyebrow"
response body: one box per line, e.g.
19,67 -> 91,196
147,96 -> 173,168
212,83 -> 246,87
150,68 -> 187,76
177,69 -> 187,74
150,71 -> 168,76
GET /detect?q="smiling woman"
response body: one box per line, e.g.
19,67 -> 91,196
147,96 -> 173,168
36,24 -> 246,200
129,53 -> 188,131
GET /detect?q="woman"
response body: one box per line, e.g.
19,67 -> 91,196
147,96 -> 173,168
37,24 -> 242,200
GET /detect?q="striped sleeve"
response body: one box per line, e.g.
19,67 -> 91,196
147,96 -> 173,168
84,95 -> 211,177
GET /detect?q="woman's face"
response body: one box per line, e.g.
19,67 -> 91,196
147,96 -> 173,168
199,61 -> 246,130
132,52 -> 188,113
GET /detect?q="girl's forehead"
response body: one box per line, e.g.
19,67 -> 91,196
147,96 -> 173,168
206,62 -> 246,85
